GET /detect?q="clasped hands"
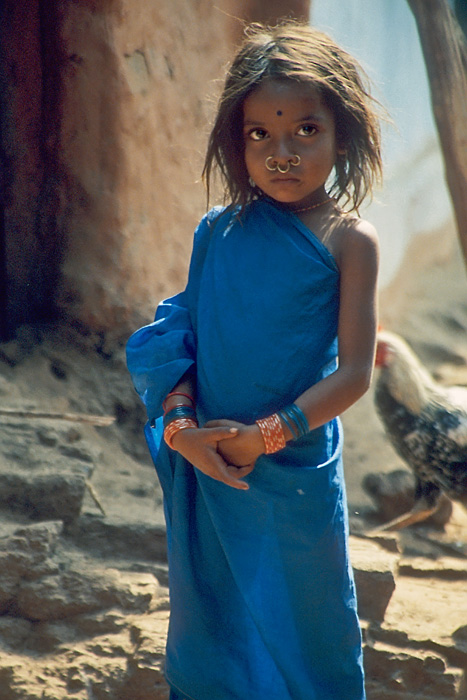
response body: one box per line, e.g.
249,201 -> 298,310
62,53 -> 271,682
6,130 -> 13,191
170,419 -> 264,491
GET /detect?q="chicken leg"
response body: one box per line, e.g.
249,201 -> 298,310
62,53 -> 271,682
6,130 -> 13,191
368,479 -> 442,534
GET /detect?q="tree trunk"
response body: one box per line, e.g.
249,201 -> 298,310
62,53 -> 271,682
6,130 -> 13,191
407,0 -> 467,269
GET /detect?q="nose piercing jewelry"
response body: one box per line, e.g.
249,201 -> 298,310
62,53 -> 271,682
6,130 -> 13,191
265,156 -> 279,171
265,155 -> 301,173
276,162 -> 291,174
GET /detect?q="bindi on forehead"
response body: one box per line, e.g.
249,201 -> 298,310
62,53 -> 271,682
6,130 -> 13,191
276,110 -> 283,116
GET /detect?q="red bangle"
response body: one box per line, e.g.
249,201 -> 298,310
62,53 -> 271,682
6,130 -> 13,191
164,417 -> 198,449
163,391 -> 195,413
256,413 -> 286,454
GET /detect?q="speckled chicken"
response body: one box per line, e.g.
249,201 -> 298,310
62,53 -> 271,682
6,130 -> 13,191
373,330 -> 467,530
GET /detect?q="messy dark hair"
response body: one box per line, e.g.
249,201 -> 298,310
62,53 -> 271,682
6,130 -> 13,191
203,22 -> 383,213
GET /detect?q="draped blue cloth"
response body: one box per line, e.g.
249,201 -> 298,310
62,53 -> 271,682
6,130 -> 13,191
127,200 -> 365,700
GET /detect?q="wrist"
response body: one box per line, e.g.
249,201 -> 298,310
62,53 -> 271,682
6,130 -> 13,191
162,391 -> 195,413
255,413 -> 286,454
162,390 -> 198,449
248,423 -> 265,452
170,423 -> 198,451
277,404 -> 309,440
278,416 -> 294,442
164,418 -> 198,449
163,404 -> 197,427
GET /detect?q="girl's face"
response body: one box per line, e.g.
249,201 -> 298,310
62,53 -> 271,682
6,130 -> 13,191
243,79 -> 341,207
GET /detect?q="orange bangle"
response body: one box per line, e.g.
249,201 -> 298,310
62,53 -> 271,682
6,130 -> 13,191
256,413 -> 286,454
164,417 -> 198,449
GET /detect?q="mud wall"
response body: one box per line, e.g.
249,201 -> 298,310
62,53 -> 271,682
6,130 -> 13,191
56,0 -> 237,332
0,0 -> 310,338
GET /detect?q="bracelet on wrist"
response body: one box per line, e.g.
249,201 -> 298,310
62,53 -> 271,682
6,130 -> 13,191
278,403 -> 309,439
164,417 -> 198,449
163,405 -> 197,427
255,413 -> 286,454
278,410 -> 299,439
162,391 -> 195,413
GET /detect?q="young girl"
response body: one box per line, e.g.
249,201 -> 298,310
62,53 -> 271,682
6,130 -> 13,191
127,22 -> 381,700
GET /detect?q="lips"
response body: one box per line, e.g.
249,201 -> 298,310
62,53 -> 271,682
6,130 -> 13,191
271,176 -> 300,182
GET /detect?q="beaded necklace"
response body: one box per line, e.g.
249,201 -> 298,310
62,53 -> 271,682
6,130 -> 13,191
288,198 -> 333,214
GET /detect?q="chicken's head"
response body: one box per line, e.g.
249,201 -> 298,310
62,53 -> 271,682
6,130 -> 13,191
374,329 -> 438,414
375,330 -> 405,368
375,339 -> 389,368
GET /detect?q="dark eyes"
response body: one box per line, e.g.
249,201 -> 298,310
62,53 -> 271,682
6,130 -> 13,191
297,125 -> 317,136
246,128 -> 268,141
245,125 -> 318,141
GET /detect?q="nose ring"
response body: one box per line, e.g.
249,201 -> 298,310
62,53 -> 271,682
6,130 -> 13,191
265,155 -> 301,173
265,156 -> 279,172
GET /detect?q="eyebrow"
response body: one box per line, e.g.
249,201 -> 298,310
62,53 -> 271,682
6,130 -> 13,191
299,113 -> 324,123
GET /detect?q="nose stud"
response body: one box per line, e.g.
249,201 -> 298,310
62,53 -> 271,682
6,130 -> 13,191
265,155 -> 301,173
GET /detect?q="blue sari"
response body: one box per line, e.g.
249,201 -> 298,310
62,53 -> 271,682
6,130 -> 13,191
127,200 -> 365,700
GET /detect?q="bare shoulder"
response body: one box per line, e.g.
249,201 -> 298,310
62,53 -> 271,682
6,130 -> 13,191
331,212 -> 379,267
340,212 -> 378,244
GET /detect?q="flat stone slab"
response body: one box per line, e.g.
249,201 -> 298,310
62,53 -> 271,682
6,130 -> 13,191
349,535 -> 400,622
399,556 -> 467,580
378,574 -> 467,673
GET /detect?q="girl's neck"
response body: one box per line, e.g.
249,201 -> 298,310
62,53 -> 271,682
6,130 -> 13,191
266,187 -> 332,215
286,196 -> 333,214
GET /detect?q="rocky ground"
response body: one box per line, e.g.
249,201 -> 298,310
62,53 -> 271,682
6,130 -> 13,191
0,323 -> 171,700
0,226 -> 467,699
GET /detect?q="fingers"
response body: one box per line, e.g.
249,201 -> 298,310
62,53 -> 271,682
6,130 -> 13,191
205,426 -> 239,441
204,419 -> 223,428
226,465 -> 254,482
210,453 -> 249,490
172,425 -> 248,490
223,475 -> 249,490
204,419 -> 242,430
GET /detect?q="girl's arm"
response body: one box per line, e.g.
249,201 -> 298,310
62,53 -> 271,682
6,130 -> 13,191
128,210 -> 255,487
210,219 -> 379,466
295,218 -> 379,428
165,376 -> 253,490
